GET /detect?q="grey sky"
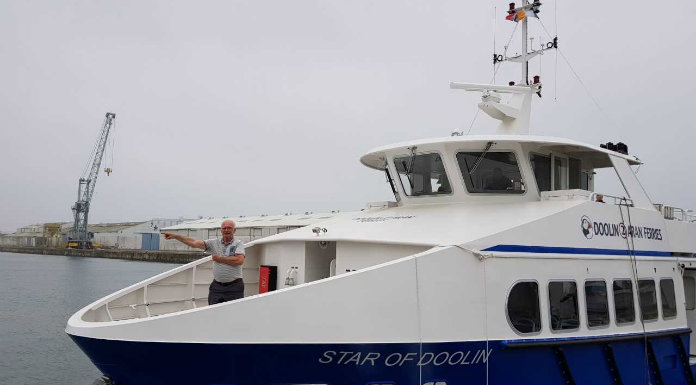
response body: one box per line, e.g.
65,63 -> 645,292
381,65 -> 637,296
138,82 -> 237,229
1,0 -> 694,232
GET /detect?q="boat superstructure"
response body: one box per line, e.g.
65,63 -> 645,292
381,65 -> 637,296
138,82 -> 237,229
67,2 -> 696,384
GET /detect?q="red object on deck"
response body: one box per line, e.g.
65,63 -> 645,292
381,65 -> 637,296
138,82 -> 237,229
259,266 -> 271,293
258,265 -> 277,293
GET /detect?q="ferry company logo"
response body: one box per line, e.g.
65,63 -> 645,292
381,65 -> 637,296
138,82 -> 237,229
581,216 -> 593,239
581,216 -> 662,240
581,215 -> 628,240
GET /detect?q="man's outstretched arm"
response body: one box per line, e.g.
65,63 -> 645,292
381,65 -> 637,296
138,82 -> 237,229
162,233 -> 206,250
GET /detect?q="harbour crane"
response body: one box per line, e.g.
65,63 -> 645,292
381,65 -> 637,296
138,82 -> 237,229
69,112 -> 116,249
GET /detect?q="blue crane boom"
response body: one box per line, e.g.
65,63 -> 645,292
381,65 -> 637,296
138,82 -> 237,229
69,112 -> 116,248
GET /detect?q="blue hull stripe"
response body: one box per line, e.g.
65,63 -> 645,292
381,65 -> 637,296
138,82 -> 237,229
502,327 -> 692,347
69,330 -> 694,385
482,244 -> 673,257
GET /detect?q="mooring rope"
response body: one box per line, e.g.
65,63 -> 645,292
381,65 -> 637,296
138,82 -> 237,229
617,198 -> 650,384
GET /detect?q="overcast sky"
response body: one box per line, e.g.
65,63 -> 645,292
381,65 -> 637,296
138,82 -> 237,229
1,0 -> 694,232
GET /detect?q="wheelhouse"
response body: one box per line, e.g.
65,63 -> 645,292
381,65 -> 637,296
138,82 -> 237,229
361,135 -> 652,209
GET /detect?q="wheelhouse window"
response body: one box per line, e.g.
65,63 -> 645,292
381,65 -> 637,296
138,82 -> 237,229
548,281 -> 579,331
569,158 -> 582,189
531,154 -> 587,192
456,152 -> 525,194
585,280 -> 609,327
554,157 -> 568,190
685,277 -> 695,311
638,279 -> 659,321
530,154 -> 551,192
660,279 -> 677,319
394,153 -> 451,196
507,281 -> 541,334
613,279 -> 635,325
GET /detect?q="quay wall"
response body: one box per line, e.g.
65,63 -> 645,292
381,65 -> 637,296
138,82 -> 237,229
0,246 -> 204,264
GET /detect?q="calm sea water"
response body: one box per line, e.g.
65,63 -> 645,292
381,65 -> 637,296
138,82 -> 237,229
0,252 -> 181,385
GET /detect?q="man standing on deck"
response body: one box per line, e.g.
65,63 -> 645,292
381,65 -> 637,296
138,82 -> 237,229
162,219 -> 245,305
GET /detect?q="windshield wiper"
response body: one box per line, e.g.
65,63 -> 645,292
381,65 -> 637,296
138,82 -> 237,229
402,146 -> 417,189
385,169 -> 397,196
406,146 -> 417,174
469,141 -> 495,174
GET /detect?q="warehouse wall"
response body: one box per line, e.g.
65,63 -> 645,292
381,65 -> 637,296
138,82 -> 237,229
92,233 -> 143,249
0,236 -> 46,247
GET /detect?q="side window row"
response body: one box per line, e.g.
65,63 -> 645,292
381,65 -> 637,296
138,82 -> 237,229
507,278 -> 677,334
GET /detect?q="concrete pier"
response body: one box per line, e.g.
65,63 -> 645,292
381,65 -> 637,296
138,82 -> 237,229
0,246 -> 204,264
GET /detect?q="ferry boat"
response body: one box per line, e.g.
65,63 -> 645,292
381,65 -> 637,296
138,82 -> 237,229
66,2 -> 696,384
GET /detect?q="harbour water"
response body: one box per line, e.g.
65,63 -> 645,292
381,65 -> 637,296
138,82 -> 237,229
0,252 -> 181,385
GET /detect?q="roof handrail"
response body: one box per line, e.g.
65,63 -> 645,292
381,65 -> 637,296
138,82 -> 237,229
590,192 -> 633,206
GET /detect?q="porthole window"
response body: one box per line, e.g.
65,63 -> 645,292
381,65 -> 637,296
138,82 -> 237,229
638,279 -> 658,321
507,281 -> 541,334
613,279 -> 635,325
660,279 -> 677,319
548,281 -> 579,331
585,280 -> 609,327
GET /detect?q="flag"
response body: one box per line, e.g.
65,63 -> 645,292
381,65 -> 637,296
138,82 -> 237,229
505,10 -> 527,22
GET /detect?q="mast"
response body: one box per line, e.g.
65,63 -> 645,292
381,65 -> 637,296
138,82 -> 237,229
521,0 -> 529,85
452,1 -> 557,135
